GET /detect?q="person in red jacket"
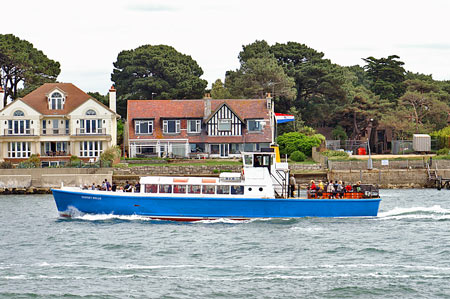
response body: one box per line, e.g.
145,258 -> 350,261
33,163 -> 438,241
345,182 -> 352,192
309,180 -> 317,198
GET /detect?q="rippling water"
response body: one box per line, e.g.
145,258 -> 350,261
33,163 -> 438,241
1,189 -> 450,298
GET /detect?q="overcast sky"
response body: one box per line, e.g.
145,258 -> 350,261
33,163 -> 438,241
4,0 -> 450,94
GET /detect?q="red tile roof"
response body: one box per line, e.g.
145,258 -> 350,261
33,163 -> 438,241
128,99 -> 269,120
20,83 -> 113,116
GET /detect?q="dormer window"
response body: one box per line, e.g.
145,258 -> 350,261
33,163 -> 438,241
13,110 -> 24,116
49,91 -> 64,110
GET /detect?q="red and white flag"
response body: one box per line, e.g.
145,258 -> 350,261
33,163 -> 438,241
274,113 -> 295,124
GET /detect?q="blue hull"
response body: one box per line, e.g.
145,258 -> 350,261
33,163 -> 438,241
52,189 -> 381,220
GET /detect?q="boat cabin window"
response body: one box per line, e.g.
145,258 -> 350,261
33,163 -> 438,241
231,185 -> 244,195
202,185 -> 215,194
188,185 -> 201,194
244,155 -> 252,166
173,185 -> 186,194
253,154 -> 271,168
159,184 -> 172,193
145,184 -> 158,193
217,185 -> 230,194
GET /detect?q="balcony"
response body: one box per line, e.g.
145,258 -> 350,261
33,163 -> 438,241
4,128 -> 34,136
41,128 -> 70,136
76,128 -> 106,135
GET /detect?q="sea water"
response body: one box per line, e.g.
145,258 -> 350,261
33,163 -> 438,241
1,189 -> 450,298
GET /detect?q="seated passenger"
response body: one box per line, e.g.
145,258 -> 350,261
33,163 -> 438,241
231,186 -> 243,195
326,182 -> 334,198
345,183 -> 352,192
336,181 -> 344,198
317,180 -> 324,199
309,180 -> 316,198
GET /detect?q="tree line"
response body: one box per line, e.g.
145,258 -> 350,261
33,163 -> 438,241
2,34 -> 450,141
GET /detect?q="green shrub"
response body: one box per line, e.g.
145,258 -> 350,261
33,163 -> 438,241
277,132 -> 324,157
17,155 -> 41,168
0,161 -> 13,169
437,148 -> 450,155
28,154 -> 41,168
290,151 -> 307,162
69,155 -> 81,167
322,150 -> 349,158
430,126 -> 450,149
331,125 -> 348,143
17,161 -> 33,168
100,146 -> 121,165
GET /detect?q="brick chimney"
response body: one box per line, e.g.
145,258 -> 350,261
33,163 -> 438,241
109,85 -> 116,113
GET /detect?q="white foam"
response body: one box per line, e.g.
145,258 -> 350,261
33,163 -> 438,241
378,205 -> 450,218
3,275 -> 27,280
73,213 -> 155,221
195,218 -> 251,224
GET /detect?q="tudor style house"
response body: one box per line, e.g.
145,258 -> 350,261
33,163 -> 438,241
0,83 -> 120,166
126,97 -> 274,158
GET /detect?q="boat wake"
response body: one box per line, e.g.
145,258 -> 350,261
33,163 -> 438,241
378,205 -> 450,220
73,213 -> 157,222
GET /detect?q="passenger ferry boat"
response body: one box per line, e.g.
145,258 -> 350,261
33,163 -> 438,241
52,147 -> 381,221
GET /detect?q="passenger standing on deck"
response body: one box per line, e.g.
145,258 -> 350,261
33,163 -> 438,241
135,182 -> 141,193
124,181 -> 130,192
289,174 -> 296,197
105,179 -> 111,191
127,182 -> 133,192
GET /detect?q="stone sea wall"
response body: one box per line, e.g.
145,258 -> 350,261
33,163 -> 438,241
0,168 -> 113,194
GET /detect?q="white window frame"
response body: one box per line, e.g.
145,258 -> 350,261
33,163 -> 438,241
218,119 -> 231,131
187,119 -> 201,134
163,120 -> 180,134
8,142 -> 31,158
79,141 -> 103,157
247,119 -> 263,132
13,110 -> 24,116
49,92 -> 64,110
8,120 -> 31,135
86,109 -> 97,116
135,120 -> 154,135
80,119 -> 102,134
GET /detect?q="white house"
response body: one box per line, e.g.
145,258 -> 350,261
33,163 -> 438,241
0,83 -> 120,166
